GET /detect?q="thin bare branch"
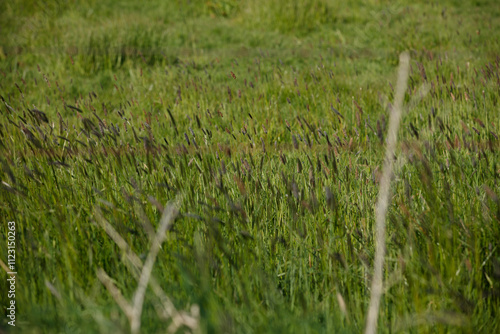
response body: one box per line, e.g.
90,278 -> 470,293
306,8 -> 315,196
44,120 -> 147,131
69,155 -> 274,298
97,268 -> 134,320
130,198 -> 180,334
95,205 -> 180,321
365,52 -> 410,334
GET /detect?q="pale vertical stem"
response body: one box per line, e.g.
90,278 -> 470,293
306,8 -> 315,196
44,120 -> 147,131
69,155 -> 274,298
130,200 -> 180,334
365,52 -> 410,334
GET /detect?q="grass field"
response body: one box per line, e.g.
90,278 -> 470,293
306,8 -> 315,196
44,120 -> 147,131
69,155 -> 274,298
1,0 -> 499,333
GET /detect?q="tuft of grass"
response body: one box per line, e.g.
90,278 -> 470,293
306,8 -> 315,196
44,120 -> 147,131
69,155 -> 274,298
241,0 -> 335,34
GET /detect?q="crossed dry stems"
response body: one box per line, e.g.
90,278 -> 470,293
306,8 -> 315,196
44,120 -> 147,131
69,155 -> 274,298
95,197 -> 200,334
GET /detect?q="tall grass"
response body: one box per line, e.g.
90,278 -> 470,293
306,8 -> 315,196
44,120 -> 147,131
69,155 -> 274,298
0,0 -> 499,333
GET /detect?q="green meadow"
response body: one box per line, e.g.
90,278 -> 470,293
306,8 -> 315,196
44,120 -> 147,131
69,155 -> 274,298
1,0 -> 499,332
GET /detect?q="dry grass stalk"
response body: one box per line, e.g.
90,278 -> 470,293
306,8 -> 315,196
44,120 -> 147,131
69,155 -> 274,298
365,52 -> 410,334
96,197 -> 200,334
131,199 -> 180,333
95,208 -> 174,318
97,268 -> 134,320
